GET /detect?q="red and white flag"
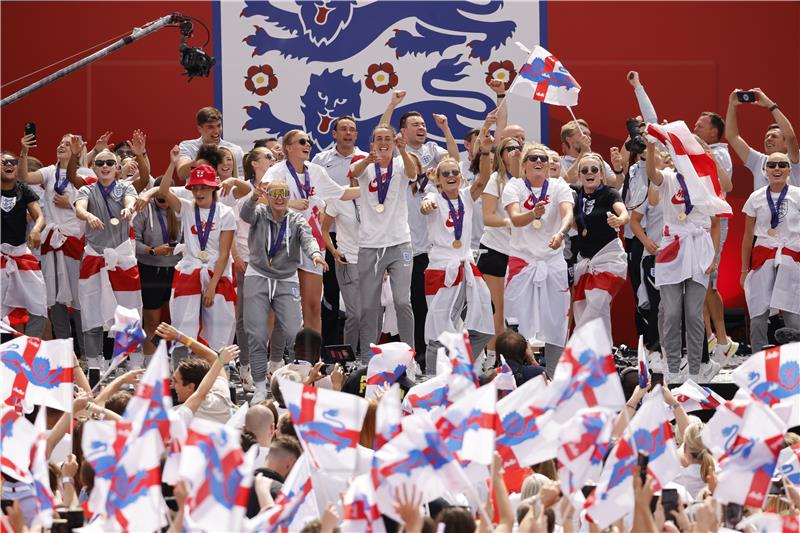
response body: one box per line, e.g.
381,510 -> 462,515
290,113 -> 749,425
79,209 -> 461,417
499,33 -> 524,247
584,437 -> 637,528
437,331 -> 479,403
627,387 -> 681,491
637,336 -> 649,389
733,343 -> 800,408
280,379 -> 369,479
341,473 -> 386,533
739,512 -> 800,533
495,375 -> 558,468
403,372 -> 451,414
375,383 -> 402,450
0,407 -> 34,482
508,45 -> 581,106
671,379 -> 724,413
644,121 -> 732,218
495,355 -> 517,398
366,342 -> 414,400
31,408 -> 55,529
246,454 -> 314,533
122,341 -> 172,446
435,381 -> 497,466
557,407 -> 614,498
776,442 -> 800,485
1,336 -> 74,413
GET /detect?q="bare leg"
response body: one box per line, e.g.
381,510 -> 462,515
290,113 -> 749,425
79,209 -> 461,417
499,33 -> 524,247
298,269 -> 322,333
483,273 -> 505,351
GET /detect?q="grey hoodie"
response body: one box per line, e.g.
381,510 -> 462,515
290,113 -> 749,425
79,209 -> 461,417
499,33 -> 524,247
241,197 -> 321,279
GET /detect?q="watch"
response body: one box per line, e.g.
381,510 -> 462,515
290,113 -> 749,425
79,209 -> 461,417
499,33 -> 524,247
149,247 -> 156,256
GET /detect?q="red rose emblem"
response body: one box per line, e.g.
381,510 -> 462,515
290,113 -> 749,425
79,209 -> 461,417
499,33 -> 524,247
244,65 -> 278,96
485,60 -> 517,91
365,63 -> 399,94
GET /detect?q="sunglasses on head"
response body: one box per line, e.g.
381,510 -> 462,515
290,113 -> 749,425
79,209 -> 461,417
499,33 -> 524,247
580,166 -> 600,175
2,159 -> 19,166
268,188 -> 290,199
95,159 -> 117,167
766,161 -> 790,169
525,154 -> 549,163
439,169 -> 461,178
502,145 -> 521,154
296,138 -> 312,146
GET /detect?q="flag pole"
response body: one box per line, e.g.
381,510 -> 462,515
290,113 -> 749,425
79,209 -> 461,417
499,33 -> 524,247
566,105 -> 586,141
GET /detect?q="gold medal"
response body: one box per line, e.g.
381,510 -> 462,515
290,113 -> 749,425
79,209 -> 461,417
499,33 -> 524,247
109,217 -> 120,226
375,204 -> 385,213
677,212 -> 687,221
452,239 -> 462,249
198,250 -> 209,262
768,228 -> 777,237
581,229 -> 588,237
532,219 -> 542,229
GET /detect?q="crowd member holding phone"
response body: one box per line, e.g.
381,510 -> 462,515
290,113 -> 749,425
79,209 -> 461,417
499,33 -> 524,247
240,179 -> 327,403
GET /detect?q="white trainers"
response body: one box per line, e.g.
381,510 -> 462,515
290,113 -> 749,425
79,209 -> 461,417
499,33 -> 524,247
707,334 -> 718,353
483,351 -> 497,372
689,360 -> 721,384
648,350 -> 666,374
268,360 -> 284,376
713,339 -> 740,367
250,387 -> 267,405
665,368 -> 687,386
239,364 -> 255,393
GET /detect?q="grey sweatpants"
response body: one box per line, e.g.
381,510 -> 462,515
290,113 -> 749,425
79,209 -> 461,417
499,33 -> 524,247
235,269 -> 250,367
357,244 -> 414,364
425,330 -> 494,377
660,279 -> 706,375
751,311 -> 800,353
50,304 -> 85,356
23,315 -> 47,339
336,261 -> 361,353
84,326 -> 104,360
244,275 -> 302,383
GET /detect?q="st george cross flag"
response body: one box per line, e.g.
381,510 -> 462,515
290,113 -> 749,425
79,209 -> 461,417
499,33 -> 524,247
341,473 -> 386,533
549,319 -> 625,421
775,442 -> 800,485
437,330 -> 479,403
109,305 -> 145,361
82,421 -> 166,531
738,512 -> 800,533
496,375 -> 558,468
179,418 -> 256,532
403,372 -> 450,414
246,454 -> 314,533
557,407 -> 614,498
671,379 -> 724,413
733,343 -> 800,409
435,381 -> 497,465
1,336 -> 74,413
637,336 -> 649,389
644,121 -> 732,217
279,378 -> 368,479
366,342 -> 414,400
122,341 -> 172,446
0,407 -> 35,482
702,399 -> 749,461
375,383 -> 402,450
584,437 -> 638,528
31,408 -> 55,529
627,386 -> 680,491
508,45 -> 581,106
495,355 -> 517,398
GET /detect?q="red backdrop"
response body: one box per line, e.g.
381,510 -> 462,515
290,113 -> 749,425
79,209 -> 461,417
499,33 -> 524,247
3,1 -> 798,345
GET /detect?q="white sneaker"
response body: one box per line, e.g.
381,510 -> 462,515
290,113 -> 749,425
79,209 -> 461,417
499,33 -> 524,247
713,339 -> 740,367
665,368 -> 687,386
648,350 -> 666,374
87,356 -> 103,369
689,360 -> 721,384
250,387 -> 267,405
239,364 -> 255,393
268,360 -> 284,376
707,334 -> 718,353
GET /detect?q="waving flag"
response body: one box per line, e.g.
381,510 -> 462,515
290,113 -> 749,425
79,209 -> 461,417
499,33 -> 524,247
644,121 -> 732,217
495,355 -> 517,399
366,342 -> 414,400
437,330 -> 479,402
280,379 -> 368,479
739,512 -> 800,533
31,408 -> 55,529
637,336 -> 649,389
403,372 -> 451,414
122,341 -> 172,445
435,381 -> 497,465
557,407 -> 614,498
733,344 -> 800,408
110,305 -> 146,360
82,421 -> 167,531
180,418 -> 256,532
341,473 -> 386,533
496,375 -> 558,468
246,454 -> 314,533
775,443 -> 800,485
508,45 -> 581,106
1,336 -> 74,413
376,383 -> 402,450
585,437 -> 637,528
0,407 -> 34,482
628,387 -> 680,491
702,399 -> 749,461
671,379 -> 724,413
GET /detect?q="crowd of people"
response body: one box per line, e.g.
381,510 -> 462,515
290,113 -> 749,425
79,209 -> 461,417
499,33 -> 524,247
2,69 -> 800,532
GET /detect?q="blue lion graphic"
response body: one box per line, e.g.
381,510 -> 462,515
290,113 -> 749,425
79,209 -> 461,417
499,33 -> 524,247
367,364 -> 407,387
379,432 -> 452,478
497,408 -> 542,448
195,436 -> 245,509
603,450 -> 637,498
243,55 -> 496,152
87,439 -> 153,516
408,385 -> 449,411
632,425 -> 669,463
1,347 -> 64,390
747,361 -> 800,405
288,406 -> 359,451
241,1 -> 516,63
519,58 -> 578,90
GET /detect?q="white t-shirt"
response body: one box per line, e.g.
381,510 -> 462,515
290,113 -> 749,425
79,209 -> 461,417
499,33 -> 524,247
407,180 -> 433,256
40,164 -> 87,236
311,146 -> 368,187
460,161 -> 485,250
634,200 -> 665,253
232,191 -> 253,262
176,198 -> 236,275
745,147 -> 800,189
742,184 -> 800,247
325,198 -> 361,263
621,161 -> 649,239
657,169 -> 711,231
354,156 -> 412,249
479,172 -> 512,256
502,177 -> 574,261
406,141 -> 448,171
424,189 -> 475,269
178,137 -> 245,177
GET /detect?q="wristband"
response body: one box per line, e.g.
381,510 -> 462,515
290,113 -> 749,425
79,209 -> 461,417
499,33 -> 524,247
613,168 -> 624,174
496,94 -> 506,99
769,104 -> 779,112
183,336 -> 195,349
216,350 -> 225,365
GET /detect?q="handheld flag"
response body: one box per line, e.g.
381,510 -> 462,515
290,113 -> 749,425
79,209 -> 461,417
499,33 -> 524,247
671,379 -> 724,413
110,305 -> 146,360
508,45 -> 581,106
637,336 -> 649,389
557,407 -> 614,498
122,341 -> 172,445
0,407 -> 35,482
366,342 -> 414,400
435,381 -> 497,465
375,383 -> 402,450
495,355 -> 517,399
495,375 -> 558,468
246,454 -> 314,533
31,407 -> 55,529
1,336 -> 74,413
733,343 -> 800,408
341,473 -> 386,533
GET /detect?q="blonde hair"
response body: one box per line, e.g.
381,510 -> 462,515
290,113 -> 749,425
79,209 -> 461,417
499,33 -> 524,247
493,136 -> 522,195
434,156 -> 460,177
244,147 -> 272,182
371,123 -> 396,142
560,119 -> 589,144
281,129 -> 307,154
217,146 -> 238,179
683,422 -> 716,485
267,178 -> 290,192
62,134 -> 88,167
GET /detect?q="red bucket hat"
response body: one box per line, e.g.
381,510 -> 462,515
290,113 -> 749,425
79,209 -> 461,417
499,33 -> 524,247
185,164 -> 219,190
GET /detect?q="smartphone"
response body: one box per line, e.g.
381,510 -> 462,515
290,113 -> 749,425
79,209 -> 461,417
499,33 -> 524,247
322,344 -> 356,365
736,90 -> 757,104
769,476 -> 784,495
24,122 -> 37,145
651,372 -> 664,387
661,488 -> 679,521
581,484 -> 596,498
88,367 -> 101,389
723,502 -> 743,528
637,451 -> 649,485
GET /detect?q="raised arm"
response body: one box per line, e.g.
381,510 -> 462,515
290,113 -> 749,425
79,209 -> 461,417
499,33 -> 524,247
25,200 -> 45,249
66,136 -> 88,189
349,149 -> 377,180
129,130 -> 151,194
220,177 -> 252,200
240,186 -> 262,224
470,121 -> 494,202
725,89 -> 751,163
18,134 -> 42,185
182,345 -> 240,414
754,87 -> 799,163
397,135 -> 416,179
379,90 -> 405,127
432,114 -> 460,160
158,146 -> 183,213
488,79 -> 508,136
85,131 -> 113,168
627,71 -> 658,125
644,143 -> 664,186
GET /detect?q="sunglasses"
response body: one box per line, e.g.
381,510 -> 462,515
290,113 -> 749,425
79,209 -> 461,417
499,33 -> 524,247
766,161 -> 790,169
502,145 -> 521,154
296,138 -> 313,146
1,159 -> 19,166
268,188 -> 290,199
439,169 -> 461,178
155,197 -> 167,203
525,154 -> 549,163
95,159 -> 117,167
580,166 -> 600,175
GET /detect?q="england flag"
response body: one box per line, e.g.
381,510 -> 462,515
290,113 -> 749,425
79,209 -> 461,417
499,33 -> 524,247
628,387 -> 681,491
1,336 -> 74,413
0,407 -> 35,482
122,341 -> 172,446
775,443 -> 800,485
435,381 -> 497,465
508,45 -> 581,106
671,379 -> 724,413
403,372 -> 451,414
375,383 -> 402,450
246,454 -> 314,533
366,342 -> 414,400
31,408 -> 55,529
557,407 -> 614,498
341,473 -> 386,533
733,344 -> 800,410
495,375 -> 558,468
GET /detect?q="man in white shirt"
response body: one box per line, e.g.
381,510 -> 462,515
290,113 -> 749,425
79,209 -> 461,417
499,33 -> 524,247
559,119 -> 617,186
177,106 -> 245,181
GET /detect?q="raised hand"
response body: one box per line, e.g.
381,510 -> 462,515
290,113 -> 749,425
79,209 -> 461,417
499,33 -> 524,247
129,129 -> 147,156
391,90 -> 406,106
610,147 -> 624,170
433,113 -> 448,130
395,133 -> 406,151
169,145 -> 181,166
393,484 -> 423,532
69,135 -> 84,156
155,322 -> 180,341
92,131 -> 113,153
218,345 -> 241,364
627,71 -> 641,88
487,78 -> 506,94
21,133 -> 36,151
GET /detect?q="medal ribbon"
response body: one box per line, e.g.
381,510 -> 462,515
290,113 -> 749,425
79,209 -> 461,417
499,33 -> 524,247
154,205 -> 169,244
441,192 -> 464,243
97,181 -> 117,219
194,202 -> 216,253
287,164 -> 311,200
268,217 -> 288,259
415,173 -> 429,193
54,164 -> 69,194
374,160 -> 393,205
576,185 -> 605,234
767,184 -> 789,230
675,172 -> 693,217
